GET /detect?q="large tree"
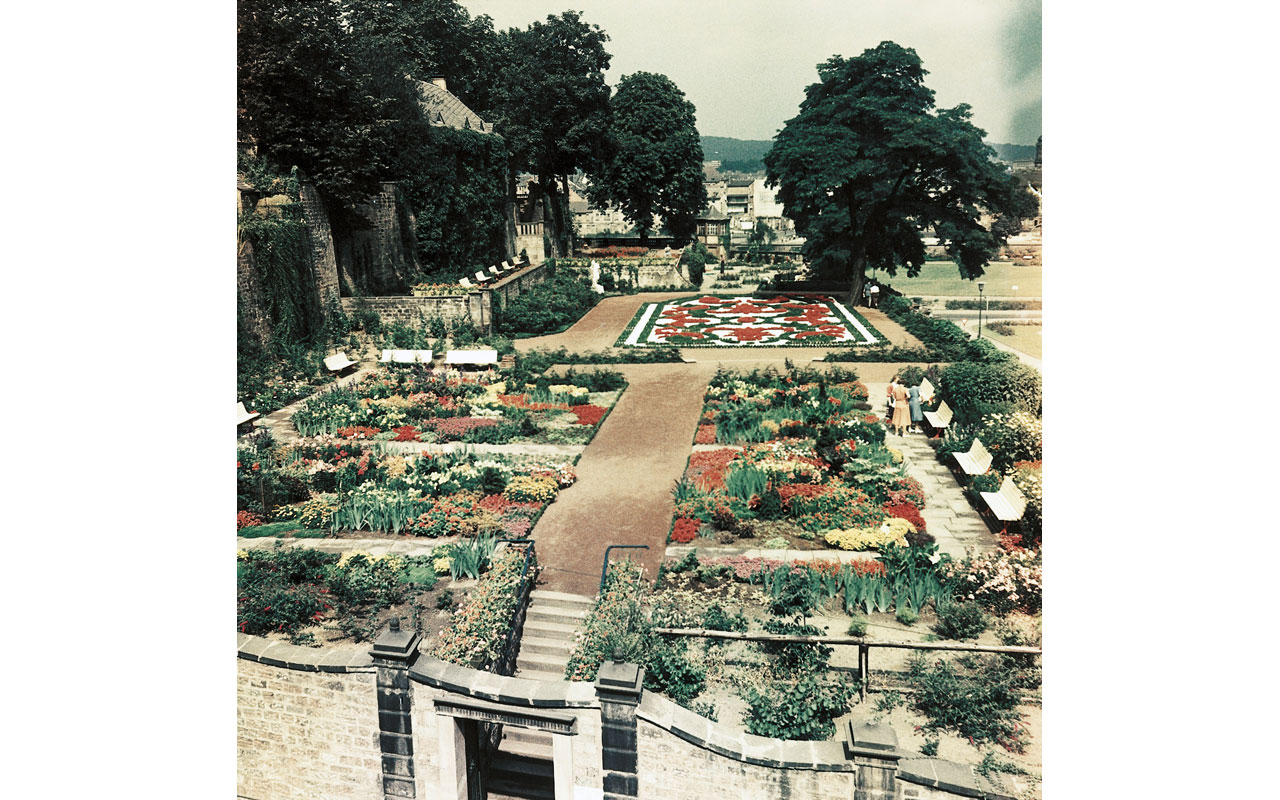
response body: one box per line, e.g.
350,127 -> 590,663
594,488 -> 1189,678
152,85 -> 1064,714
764,42 -> 1037,303
489,11 -> 613,257
238,0 -> 387,209
588,72 -> 706,245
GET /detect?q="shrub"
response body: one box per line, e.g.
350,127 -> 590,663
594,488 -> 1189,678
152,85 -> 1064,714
896,606 -> 919,626
702,604 -> 748,632
939,361 -> 1042,419
496,274 -> 600,335
905,653 -> 1028,752
644,638 -> 706,704
742,674 -> 857,741
934,601 -> 989,640
940,550 -> 1042,616
1009,461 -> 1043,546
434,548 -> 535,669
670,517 -> 700,544
847,617 -> 868,636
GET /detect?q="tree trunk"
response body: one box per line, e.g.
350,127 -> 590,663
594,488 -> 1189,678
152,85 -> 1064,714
503,170 -> 518,260
539,174 -> 564,258
850,251 -> 868,307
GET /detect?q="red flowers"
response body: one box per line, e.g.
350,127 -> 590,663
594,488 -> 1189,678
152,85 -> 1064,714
670,517 -> 700,544
694,424 -> 717,444
882,501 -> 927,531
569,405 -> 608,426
392,425 -> 420,442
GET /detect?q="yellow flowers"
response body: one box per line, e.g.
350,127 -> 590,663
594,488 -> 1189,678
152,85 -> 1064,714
433,556 -> 453,575
504,475 -> 559,503
823,518 -> 913,551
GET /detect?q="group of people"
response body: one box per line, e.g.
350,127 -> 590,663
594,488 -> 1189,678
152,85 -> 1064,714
886,374 -> 922,437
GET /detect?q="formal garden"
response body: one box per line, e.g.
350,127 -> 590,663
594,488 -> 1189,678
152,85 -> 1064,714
618,294 -> 883,347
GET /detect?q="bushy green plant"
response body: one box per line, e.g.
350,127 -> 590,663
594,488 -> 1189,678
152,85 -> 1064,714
905,653 -> 1028,752
934,601 -> 989,640
939,361 -> 1042,419
847,617 -> 869,636
495,274 -> 600,335
702,604 -> 748,632
742,674 -> 857,741
644,638 -> 706,704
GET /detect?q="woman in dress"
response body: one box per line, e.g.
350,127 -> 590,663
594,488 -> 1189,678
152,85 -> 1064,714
908,382 -> 923,433
891,378 -> 911,436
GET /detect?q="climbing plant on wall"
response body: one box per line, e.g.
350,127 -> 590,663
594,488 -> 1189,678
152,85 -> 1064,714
238,203 -> 323,346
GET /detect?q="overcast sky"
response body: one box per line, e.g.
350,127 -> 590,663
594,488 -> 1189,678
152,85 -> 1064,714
460,0 -> 1041,144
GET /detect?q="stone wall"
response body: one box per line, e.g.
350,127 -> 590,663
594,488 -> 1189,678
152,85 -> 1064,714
339,295 -> 475,328
297,183 -> 341,304
516,221 -> 545,265
237,643 -> 382,800
333,183 -> 421,295
237,236 -> 273,344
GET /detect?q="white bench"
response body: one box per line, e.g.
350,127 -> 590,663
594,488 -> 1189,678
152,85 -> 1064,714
489,265 -> 501,276
413,349 -> 433,363
951,437 -> 992,476
918,377 -> 936,404
445,349 -> 499,367
324,352 -> 358,373
980,476 -> 1028,531
392,349 -> 416,364
504,259 -> 516,269
236,402 -> 259,427
474,271 -> 491,284
923,400 -> 953,436
460,277 -> 475,289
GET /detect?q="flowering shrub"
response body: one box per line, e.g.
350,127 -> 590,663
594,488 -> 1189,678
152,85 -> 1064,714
274,495 -> 339,529
883,501 -> 927,532
685,449 -> 739,490
776,482 -> 833,510
565,560 -> 649,681
569,404 -> 608,426
791,485 -> 885,533
392,425 -> 420,441
885,476 -> 927,508
434,548 -> 535,669
237,510 -> 264,530
824,523 -> 908,551
1010,461 -> 1043,546
425,416 -> 499,439
408,493 -> 496,538
504,475 -> 559,504
940,549 -> 1042,615
411,282 -> 465,295
670,517 -> 700,544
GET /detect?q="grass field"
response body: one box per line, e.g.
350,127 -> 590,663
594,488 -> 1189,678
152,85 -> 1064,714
985,323 -> 1043,359
876,260 -> 1041,298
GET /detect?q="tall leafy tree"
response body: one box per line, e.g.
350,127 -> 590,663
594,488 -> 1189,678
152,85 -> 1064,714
238,0 -> 387,209
764,42 -> 1037,303
588,72 -> 707,245
489,11 -> 612,256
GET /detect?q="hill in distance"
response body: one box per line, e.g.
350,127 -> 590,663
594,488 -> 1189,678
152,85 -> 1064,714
701,135 -> 1039,171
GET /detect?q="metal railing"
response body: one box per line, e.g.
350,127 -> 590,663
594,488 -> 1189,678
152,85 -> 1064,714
599,544 -> 649,594
490,539 -> 538,678
652,627 -> 1041,701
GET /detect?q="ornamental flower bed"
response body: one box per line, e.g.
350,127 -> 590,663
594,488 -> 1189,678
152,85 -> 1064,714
618,294 -> 883,348
669,367 -> 929,552
237,428 -> 575,538
433,547 -> 536,669
289,366 -> 624,446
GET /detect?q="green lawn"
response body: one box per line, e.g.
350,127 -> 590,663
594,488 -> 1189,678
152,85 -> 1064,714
985,324 -> 1043,359
874,260 -> 1041,298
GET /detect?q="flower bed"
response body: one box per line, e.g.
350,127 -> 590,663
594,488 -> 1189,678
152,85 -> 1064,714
236,429 -> 575,537
288,365 -> 624,446
617,294 -> 883,348
670,367 -> 929,552
434,547 -> 537,670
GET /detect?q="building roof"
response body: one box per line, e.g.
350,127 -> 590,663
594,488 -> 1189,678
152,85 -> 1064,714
416,79 -> 495,134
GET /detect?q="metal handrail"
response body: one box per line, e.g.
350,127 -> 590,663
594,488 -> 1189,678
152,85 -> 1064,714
599,544 -> 649,593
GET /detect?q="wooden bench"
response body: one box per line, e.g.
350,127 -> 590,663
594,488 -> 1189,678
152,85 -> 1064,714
922,400 -> 952,437
979,476 -> 1028,533
445,349 -> 499,367
951,437 -> 992,477
236,402 -> 259,427
324,352 -> 358,373
918,377 -> 936,404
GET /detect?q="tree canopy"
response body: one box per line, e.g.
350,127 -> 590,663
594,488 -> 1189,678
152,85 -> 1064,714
764,41 -> 1037,301
587,72 -> 707,244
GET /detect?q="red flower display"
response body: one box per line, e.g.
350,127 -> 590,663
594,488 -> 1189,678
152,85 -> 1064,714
670,517 -> 700,544
882,501 -> 927,531
569,405 -> 608,426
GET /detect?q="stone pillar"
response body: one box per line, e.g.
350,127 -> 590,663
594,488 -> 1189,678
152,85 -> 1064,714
594,659 -> 644,800
370,618 -> 422,799
843,720 -> 900,800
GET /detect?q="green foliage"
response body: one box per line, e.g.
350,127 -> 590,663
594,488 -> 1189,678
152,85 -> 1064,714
701,604 -> 748,632
764,42 -> 1036,299
895,606 -> 919,626
644,637 -> 706,704
724,465 -> 769,502
496,274 -> 600,335
939,361 -> 1043,419
934,601 -> 989,641
847,617 -> 869,636
905,653 -> 1028,751
683,242 -> 711,285
742,673 -> 857,741
588,71 -> 707,242
238,205 -> 323,346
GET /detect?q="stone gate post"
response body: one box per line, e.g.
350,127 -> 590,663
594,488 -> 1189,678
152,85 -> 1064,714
594,659 -> 645,800
370,618 -> 422,799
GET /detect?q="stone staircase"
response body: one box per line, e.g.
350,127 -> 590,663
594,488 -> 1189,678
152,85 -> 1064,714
488,590 -> 594,800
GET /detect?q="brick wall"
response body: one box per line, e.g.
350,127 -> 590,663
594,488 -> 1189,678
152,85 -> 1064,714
237,657 -> 382,800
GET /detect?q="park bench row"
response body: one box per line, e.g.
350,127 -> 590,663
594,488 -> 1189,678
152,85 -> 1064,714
459,257 -> 529,289
913,376 -> 1029,532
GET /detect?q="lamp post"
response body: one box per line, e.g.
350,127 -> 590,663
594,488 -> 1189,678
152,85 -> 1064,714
977,281 -> 986,339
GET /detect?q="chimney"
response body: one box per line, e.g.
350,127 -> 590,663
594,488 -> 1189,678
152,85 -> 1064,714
430,76 -> 447,92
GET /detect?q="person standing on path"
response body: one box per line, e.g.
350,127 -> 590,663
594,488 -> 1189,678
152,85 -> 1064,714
890,379 -> 911,436
908,382 -> 923,434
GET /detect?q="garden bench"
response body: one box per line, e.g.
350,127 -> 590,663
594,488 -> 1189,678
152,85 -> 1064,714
504,259 -> 517,269
951,437 -> 992,477
474,271 -> 492,284
489,265 -> 501,276
979,476 -> 1028,533
236,402 -> 259,427
413,349 -> 433,364
459,277 -> 475,288
918,377 -> 935,404
392,349 -> 416,364
379,349 -> 394,364
324,352 -> 358,373
922,400 -> 952,436
445,349 -> 499,367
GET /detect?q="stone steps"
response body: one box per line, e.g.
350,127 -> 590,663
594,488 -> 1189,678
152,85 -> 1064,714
514,590 -> 593,682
